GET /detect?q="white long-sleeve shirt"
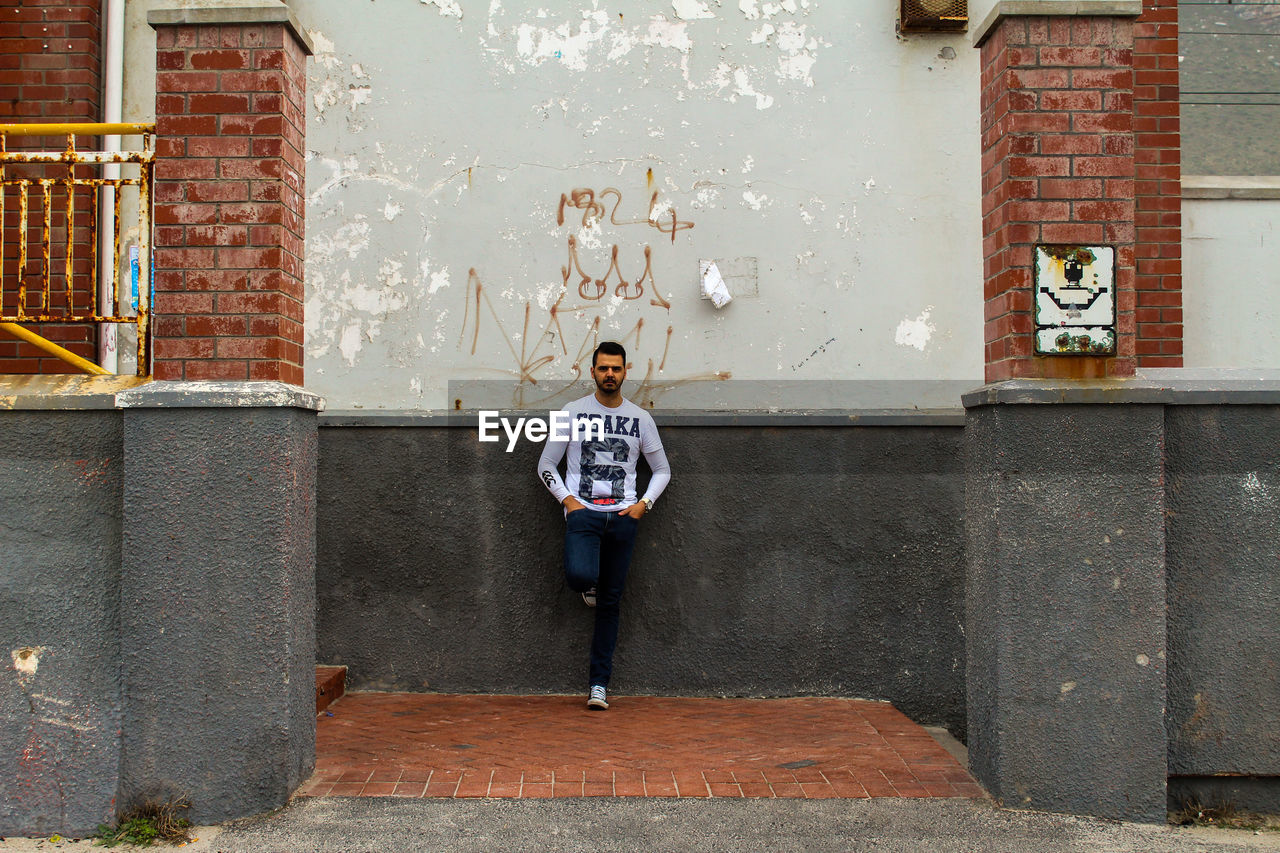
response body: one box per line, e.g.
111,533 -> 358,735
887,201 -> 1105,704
537,393 -> 671,512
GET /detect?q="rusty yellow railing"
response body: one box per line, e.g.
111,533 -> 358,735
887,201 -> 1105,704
0,122 -> 155,375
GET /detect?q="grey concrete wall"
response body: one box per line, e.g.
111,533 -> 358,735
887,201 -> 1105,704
316,419 -> 968,735
117,386 -> 319,825
1165,405 -> 1280,810
964,403 -> 1168,823
0,410 -> 124,837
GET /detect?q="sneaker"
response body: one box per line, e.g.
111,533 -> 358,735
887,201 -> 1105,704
581,586 -> 597,607
587,685 -> 609,710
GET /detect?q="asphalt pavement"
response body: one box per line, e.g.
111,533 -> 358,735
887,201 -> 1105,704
4,796 -> 1279,852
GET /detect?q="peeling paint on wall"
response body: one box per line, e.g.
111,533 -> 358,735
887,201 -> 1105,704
487,3 -> 822,110
895,308 -> 936,352
646,18 -> 693,52
308,28 -> 379,128
12,646 -> 43,681
516,10 -> 614,71
420,0 -> 463,18
740,0 -> 813,21
672,0 -> 715,21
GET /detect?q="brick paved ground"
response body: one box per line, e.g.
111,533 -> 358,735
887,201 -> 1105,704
299,693 -> 983,800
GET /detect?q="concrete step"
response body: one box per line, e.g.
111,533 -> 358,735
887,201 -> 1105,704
315,665 -> 346,715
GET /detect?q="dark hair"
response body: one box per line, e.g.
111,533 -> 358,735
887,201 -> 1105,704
592,341 -> 627,367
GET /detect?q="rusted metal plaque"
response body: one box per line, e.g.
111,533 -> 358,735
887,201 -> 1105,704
1034,245 -> 1116,355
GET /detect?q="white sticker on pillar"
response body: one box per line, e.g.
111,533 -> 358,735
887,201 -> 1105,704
1034,245 -> 1116,355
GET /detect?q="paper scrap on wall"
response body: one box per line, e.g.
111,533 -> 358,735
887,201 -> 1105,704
699,260 -> 733,309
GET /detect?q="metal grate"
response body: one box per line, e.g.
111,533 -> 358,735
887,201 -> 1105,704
0,123 -> 155,375
900,0 -> 968,32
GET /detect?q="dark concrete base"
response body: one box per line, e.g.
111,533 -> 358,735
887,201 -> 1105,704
316,419 -> 968,736
0,380 -> 322,836
1168,776 -> 1280,815
964,402 -> 1168,823
0,411 -> 123,837
6,373 -> 1280,832
1165,406 -> 1280,780
964,378 -> 1280,823
116,382 -> 319,825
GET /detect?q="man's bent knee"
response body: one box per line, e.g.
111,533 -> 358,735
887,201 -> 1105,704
564,563 -> 597,592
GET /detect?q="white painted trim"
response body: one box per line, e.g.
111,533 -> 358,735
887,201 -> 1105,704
1182,176 -> 1280,200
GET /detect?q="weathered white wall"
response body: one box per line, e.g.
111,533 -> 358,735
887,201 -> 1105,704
1183,187 -> 1280,369
127,0 -> 985,410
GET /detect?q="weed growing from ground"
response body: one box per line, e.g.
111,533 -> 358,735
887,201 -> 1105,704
93,797 -> 193,847
1171,797 -> 1280,833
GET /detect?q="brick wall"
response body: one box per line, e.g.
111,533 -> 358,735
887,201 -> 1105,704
1133,0 -> 1181,367
151,20 -> 306,384
0,0 -> 101,374
980,15 -> 1138,381
0,0 -> 99,124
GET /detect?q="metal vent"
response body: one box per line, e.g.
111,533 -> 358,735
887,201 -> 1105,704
900,0 -> 967,32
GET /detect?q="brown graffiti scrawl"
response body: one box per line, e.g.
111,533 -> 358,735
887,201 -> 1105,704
556,187 -> 694,243
460,182 -> 726,406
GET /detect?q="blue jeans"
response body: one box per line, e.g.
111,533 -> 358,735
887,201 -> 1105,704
563,508 -> 639,688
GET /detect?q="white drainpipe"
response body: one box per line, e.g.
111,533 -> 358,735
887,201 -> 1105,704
98,0 -> 125,373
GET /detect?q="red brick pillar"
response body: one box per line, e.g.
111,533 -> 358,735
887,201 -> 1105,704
1133,0 -> 1181,367
0,0 -> 102,373
150,7 -> 311,385
978,6 -> 1143,381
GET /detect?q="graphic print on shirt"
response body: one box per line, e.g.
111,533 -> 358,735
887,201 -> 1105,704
579,438 -> 629,502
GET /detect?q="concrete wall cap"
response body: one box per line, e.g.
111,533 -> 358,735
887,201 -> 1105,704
1183,175 -> 1280,200
0,374 -> 149,410
1139,367 -> 1280,381
319,408 -> 966,427
963,377 -> 1280,407
972,0 -> 1143,46
148,3 -> 314,55
116,380 -> 324,411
